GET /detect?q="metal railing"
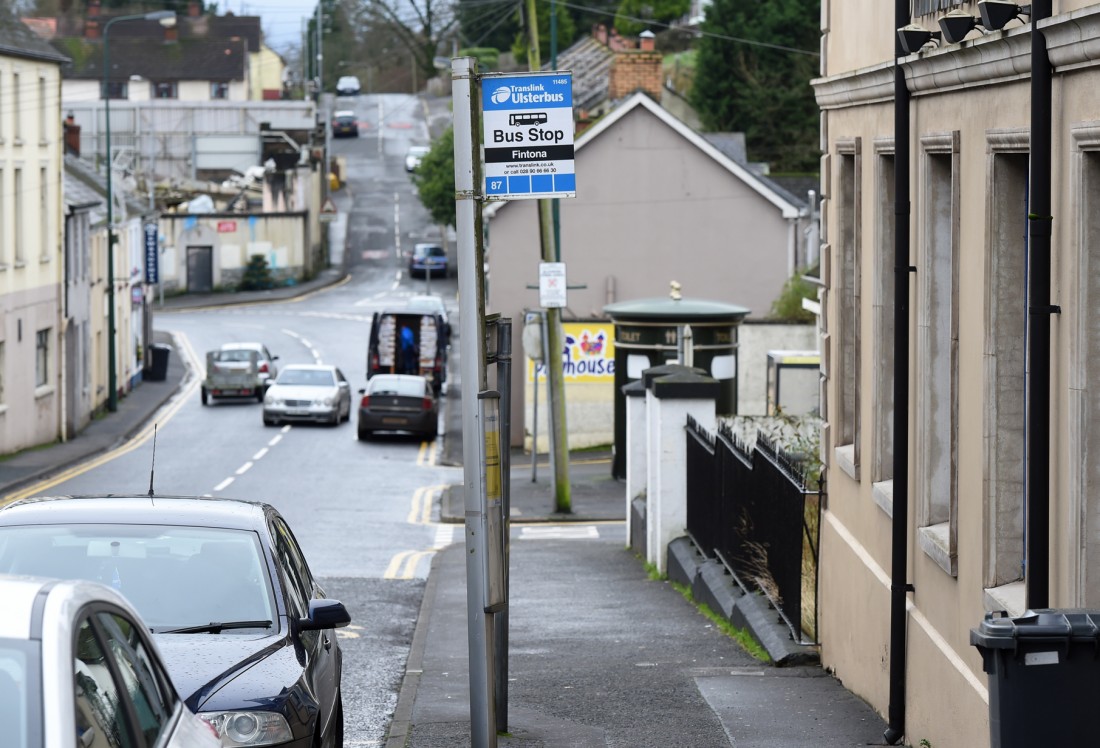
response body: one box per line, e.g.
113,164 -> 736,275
686,415 -> 822,644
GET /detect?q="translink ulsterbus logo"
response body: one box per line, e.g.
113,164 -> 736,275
490,83 -> 564,106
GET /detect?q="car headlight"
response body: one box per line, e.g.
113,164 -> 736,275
323,396 -> 335,406
200,711 -> 293,747
265,394 -> 280,406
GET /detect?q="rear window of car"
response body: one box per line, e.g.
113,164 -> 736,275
415,245 -> 444,258
369,377 -> 426,397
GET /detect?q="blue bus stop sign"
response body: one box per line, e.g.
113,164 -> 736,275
144,223 -> 159,284
482,71 -> 575,201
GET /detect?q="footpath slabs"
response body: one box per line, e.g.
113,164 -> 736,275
482,71 -> 575,200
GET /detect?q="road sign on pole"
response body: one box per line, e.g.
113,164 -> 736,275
482,71 -> 575,201
539,262 -> 566,308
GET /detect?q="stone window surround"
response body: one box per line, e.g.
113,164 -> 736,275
915,131 -> 959,579
833,137 -> 861,482
984,129 -> 1029,592
872,138 -> 896,508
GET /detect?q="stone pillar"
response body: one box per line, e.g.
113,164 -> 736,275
624,379 -> 647,550
642,365 -> 717,574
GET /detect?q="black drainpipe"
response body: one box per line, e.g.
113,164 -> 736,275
1026,1 -> 1054,610
884,1 -> 912,744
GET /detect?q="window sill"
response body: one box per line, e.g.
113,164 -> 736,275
984,580 -> 1026,618
40,255 -> 51,264
13,261 -> 26,269
0,404 -> 7,416
35,385 -> 55,400
835,443 -> 859,481
12,137 -> 23,147
918,523 -> 957,577
873,479 -> 893,518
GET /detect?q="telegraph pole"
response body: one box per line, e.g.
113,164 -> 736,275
525,0 -> 571,513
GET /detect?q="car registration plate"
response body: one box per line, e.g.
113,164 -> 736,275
382,417 -> 407,425
288,409 -> 309,416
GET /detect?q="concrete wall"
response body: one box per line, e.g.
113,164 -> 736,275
737,321 -> 818,416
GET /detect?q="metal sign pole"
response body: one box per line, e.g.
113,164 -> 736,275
452,56 -> 496,747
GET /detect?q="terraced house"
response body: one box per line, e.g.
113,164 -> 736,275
0,10 -> 67,455
813,1 -> 1100,745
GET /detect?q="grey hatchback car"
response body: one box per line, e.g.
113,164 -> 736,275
357,374 -> 438,440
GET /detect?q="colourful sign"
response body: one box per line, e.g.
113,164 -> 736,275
527,323 -> 616,383
216,221 -> 237,233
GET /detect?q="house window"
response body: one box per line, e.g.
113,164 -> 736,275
916,132 -> 960,577
912,0 -> 958,17
40,167 -> 49,261
12,72 -> 21,141
13,169 -> 23,265
872,142 -> 896,513
152,81 -> 177,99
984,136 -> 1028,591
102,80 -> 128,100
36,329 -> 49,388
210,81 -> 229,99
0,340 -> 5,405
38,76 -> 46,143
833,138 -> 861,480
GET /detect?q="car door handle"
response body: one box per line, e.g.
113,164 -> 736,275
324,634 -> 332,651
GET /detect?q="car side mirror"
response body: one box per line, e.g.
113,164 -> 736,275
299,599 -> 351,631
358,388 -> 366,395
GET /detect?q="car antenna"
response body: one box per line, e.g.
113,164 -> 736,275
148,424 -> 158,498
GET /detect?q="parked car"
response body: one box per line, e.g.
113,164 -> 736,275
263,364 -> 352,426
405,145 -> 431,172
331,110 -> 358,138
367,309 -> 445,394
0,496 -> 351,748
357,374 -> 439,441
221,341 -> 279,388
408,243 -> 448,279
335,75 -> 361,96
201,348 -> 266,405
0,574 -> 221,748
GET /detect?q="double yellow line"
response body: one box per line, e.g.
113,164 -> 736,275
385,483 -> 448,579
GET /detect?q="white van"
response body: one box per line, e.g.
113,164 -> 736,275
336,75 -> 361,95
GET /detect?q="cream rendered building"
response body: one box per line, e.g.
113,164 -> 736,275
813,1 -> 1100,746
0,11 -> 67,455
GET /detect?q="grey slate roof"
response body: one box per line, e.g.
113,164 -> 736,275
53,36 -> 247,82
0,6 -> 68,63
64,153 -> 148,225
543,35 -> 614,113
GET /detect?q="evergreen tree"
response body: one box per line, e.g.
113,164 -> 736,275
689,0 -> 820,173
239,254 -> 274,291
411,127 -> 456,229
511,0 -> 575,67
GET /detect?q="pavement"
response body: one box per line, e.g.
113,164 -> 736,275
0,273 -> 897,747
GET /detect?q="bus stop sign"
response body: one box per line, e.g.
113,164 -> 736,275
482,71 -> 575,201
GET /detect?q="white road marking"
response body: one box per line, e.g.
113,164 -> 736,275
235,462 -> 253,475
213,477 -> 234,492
268,434 -> 282,446
519,526 -> 600,540
253,447 -> 269,460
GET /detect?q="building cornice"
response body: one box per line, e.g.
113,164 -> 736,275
812,7 -> 1100,110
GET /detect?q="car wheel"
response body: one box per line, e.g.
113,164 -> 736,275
358,428 -> 371,441
255,387 -> 265,403
263,416 -> 275,427
426,428 -> 438,442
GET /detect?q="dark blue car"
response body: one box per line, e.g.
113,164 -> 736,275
0,495 -> 350,748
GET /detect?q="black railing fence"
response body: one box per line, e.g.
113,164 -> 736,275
686,415 -> 822,644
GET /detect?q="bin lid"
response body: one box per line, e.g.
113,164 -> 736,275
970,609 -> 1100,649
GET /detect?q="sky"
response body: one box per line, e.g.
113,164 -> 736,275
214,0 -> 314,54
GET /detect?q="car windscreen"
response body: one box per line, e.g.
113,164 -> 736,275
0,526 -> 276,632
0,640 -> 40,748
277,369 -> 334,386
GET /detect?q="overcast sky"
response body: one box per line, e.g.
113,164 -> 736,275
215,0 -> 313,54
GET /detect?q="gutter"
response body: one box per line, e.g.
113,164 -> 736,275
1025,1 -> 1054,609
885,0 -> 912,742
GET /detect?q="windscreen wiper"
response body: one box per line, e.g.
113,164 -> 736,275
156,620 -> 273,634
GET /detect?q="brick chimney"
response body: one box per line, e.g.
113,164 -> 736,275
639,29 -> 656,51
188,1 -> 201,17
593,24 -> 608,46
84,1 -> 101,39
608,32 -> 663,101
63,113 -> 81,156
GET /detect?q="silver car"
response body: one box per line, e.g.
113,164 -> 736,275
263,364 -> 352,426
0,575 -> 219,748
219,342 -> 279,389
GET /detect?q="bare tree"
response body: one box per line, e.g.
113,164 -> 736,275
356,0 -> 458,86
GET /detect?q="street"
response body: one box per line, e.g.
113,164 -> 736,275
26,91 -> 457,747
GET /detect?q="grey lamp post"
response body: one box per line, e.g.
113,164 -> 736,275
103,9 -> 175,412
